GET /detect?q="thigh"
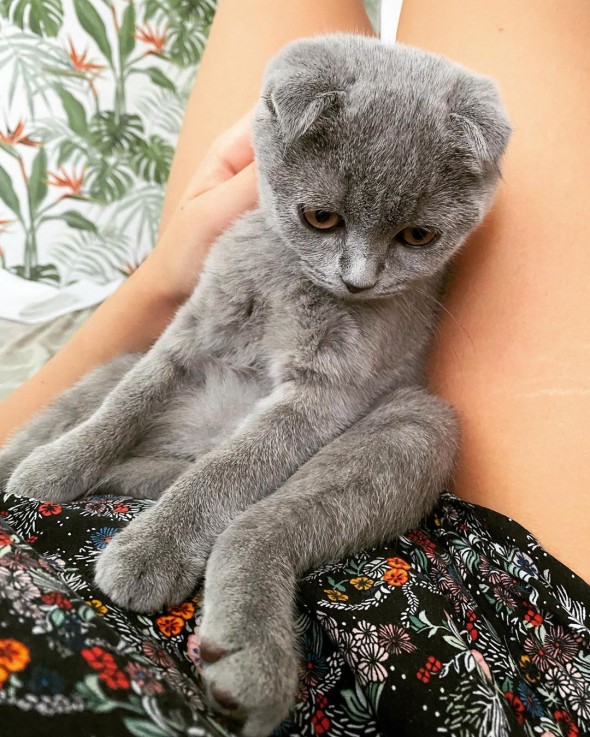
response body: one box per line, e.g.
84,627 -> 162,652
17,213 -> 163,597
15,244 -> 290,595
396,0 -> 590,581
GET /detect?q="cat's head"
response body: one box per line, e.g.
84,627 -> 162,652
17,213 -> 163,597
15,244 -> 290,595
253,35 -> 511,299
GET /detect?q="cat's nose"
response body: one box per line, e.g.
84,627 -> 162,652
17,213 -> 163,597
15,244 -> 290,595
342,280 -> 373,294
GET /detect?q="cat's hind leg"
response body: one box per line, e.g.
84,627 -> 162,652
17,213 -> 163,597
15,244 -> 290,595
0,354 -> 138,493
93,457 -> 192,500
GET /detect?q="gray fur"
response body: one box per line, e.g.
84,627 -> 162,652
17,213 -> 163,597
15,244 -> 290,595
0,35 -> 510,735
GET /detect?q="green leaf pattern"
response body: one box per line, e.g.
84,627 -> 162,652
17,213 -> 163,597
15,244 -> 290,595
0,0 -> 218,287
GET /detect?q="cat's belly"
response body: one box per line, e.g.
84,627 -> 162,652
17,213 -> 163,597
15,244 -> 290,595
133,363 -> 269,461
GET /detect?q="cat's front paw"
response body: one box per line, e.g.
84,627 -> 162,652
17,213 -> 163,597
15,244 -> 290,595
199,621 -> 299,737
94,511 -> 205,613
5,442 -> 92,502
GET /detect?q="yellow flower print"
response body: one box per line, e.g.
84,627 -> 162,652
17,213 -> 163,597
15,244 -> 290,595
324,589 -> 349,602
87,599 -> 108,616
350,576 -> 374,591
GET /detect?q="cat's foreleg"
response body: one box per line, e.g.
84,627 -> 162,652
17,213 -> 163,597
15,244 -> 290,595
5,306 -> 201,503
198,386 -> 458,736
94,380 -> 363,612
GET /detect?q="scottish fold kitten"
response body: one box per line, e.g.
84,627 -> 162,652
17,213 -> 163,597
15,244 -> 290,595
0,35 -> 510,735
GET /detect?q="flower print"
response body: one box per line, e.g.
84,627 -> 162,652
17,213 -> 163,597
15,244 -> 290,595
504,691 -> 526,724
524,634 -> 554,672
38,502 -> 62,517
24,666 -> 65,696
0,640 -> 31,674
377,624 -> 415,655
125,662 -> 164,695
336,632 -> 359,668
512,550 -> 538,578
0,121 -> 41,148
167,602 -> 195,620
0,530 -> 12,547
135,23 -> 168,55
385,556 -> 411,570
81,646 -> 116,672
300,651 -> 330,688
524,608 -> 544,627
0,668 -> 8,688
543,626 -> 579,664
516,681 -> 544,718
312,707 -> 330,735
569,681 -> 590,721
352,621 -> 379,645
0,549 -> 38,570
383,568 -> 409,587
141,641 -> 175,669
6,570 -> 41,616
519,655 -> 541,684
89,527 -> 119,550
554,710 -> 580,737
323,589 -> 348,602
350,576 -> 373,590
83,500 -> 111,515
41,592 -> 73,610
405,529 -> 436,553
493,585 -> 518,610
355,643 -> 388,685
67,38 -> 104,76
113,502 -> 130,513
317,613 -> 340,642
85,598 -> 108,616
186,632 -> 202,669
99,667 -> 130,690
47,167 -> 85,197
155,615 -> 185,637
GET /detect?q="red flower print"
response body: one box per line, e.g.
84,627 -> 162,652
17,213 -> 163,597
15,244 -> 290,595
316,694 -> 328,710
0,531 -> 12,547
312,708 -> 330,734
25,535 -> 38,544
135,23 -> 167,55
155,615 -> 185,637
166,602 -> 195,620
554,710 -> 580,737
416,667 -> 430,683
99,668 -> 130,690
41,592 -> 73,610
38,503 -> 62,517
67,37 -> 104,76
0,120 -> 41,148
466,622 -> 479,641
81,646 -> 116,672
425,656 -> 442,673
113,503 -> 130,513
47,167 -> 85,197
524,608 -> 544,627
504,691 -> 526,724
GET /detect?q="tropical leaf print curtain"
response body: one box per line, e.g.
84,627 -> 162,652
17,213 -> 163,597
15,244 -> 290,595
0,0 -> 217,293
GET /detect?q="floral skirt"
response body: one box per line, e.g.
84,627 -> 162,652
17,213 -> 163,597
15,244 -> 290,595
0,491 -> 588,737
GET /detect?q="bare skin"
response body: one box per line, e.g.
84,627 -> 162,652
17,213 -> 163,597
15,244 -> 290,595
1,0 -> 588,581
397,0 -> 590,581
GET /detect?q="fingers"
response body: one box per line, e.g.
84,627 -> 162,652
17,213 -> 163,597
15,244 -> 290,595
185,112 -> 255,201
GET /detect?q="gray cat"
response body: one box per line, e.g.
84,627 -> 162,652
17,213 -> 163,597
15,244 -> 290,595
0,35 -> 510,736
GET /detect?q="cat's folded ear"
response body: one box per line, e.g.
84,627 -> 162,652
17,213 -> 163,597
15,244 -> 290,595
262,40 -> 345,144
450,73 -> 512,173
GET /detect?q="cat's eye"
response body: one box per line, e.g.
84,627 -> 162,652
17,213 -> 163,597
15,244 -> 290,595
396,227 -> 438,247
301,208 -> 344,231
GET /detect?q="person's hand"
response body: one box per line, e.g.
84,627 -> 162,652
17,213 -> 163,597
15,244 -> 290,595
144,113 -> 257,302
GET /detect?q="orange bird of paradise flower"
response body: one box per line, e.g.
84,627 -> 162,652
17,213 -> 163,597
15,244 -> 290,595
134,23 -> 167,55
68,38 -> 105,76
46,167 -> 85,197
0,121 -> 41,148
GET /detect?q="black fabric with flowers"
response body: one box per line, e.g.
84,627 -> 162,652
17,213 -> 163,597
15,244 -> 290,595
0,491 -> 588,737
